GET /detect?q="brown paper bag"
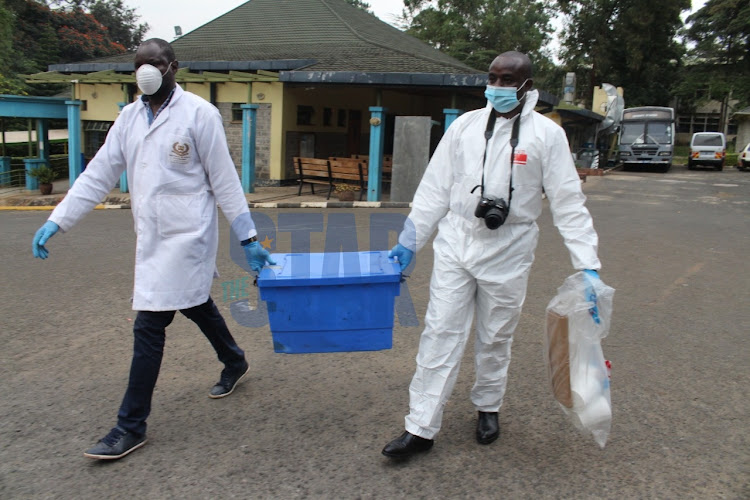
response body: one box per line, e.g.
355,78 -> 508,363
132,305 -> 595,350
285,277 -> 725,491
546,310 -> 573,408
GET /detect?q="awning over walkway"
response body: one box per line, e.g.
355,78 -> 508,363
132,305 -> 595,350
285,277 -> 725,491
24,68 -> 280,84
0,94 -> 82,186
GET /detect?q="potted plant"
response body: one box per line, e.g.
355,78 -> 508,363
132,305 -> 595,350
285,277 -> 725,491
28,165 -> 58,195
334,183 -> 360,201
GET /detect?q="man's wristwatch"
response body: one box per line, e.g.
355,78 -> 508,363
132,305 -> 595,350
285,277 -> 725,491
240,235 -> 258,246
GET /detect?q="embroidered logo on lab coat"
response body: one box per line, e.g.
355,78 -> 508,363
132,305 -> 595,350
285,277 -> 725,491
169,142 -> 191,164
513,149 -> 527,165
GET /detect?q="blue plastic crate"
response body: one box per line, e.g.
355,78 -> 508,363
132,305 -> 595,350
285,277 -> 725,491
257,251 -> 401,353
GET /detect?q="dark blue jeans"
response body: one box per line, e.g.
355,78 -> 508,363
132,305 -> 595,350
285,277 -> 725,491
116,296 -> 246,436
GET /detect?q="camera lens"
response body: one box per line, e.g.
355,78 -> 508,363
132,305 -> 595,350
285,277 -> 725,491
484,207 -> 506,229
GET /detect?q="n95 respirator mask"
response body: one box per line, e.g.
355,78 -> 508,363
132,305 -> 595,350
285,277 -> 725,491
135,63 -> 172,95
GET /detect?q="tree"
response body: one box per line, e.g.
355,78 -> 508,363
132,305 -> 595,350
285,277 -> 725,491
47,0 -> 148,51
0,0 -> 28,94
675,0 -> 750,130
345,0 -> 372,11
55,8 -> 127,61
88,0 -> 148,51
400,0 -> 556,83
1,0 -> 149,96
2,0 -> 60,95
557,0 -> 690,107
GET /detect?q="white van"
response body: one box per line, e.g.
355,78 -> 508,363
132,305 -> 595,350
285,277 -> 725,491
688,132 -> 726,171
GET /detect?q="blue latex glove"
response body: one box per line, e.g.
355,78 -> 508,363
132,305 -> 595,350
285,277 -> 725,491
243,241 -> 276,273
32,221 -> 59,259
388,243 -> 413,272
583,269 -> 601,324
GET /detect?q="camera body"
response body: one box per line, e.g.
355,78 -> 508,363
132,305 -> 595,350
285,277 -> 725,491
474,196 -> 510,229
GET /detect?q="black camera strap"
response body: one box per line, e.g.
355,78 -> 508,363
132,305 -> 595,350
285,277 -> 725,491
477,111 -> 521,203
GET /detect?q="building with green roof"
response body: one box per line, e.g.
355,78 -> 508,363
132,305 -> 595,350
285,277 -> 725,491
27,0 -> 563,191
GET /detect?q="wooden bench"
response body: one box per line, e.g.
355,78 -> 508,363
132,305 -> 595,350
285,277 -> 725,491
328,157 -> 367,200
382,157 -> 392,186
348,155 -> 392,187
293,157 -> 333,197
294,157 -> 367,200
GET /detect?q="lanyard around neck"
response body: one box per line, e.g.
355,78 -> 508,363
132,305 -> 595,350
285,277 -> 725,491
480,111 -> 521,204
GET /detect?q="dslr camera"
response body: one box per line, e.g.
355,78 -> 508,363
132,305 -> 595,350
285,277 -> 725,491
474,196 -> 509,230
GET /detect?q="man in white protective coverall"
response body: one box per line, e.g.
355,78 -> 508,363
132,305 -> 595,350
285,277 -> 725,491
30,38 -> 275,461
382,51 -> 602,458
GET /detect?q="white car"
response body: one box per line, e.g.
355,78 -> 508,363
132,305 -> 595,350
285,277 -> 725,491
688,132 -> 726,171
738,142 -> 750,171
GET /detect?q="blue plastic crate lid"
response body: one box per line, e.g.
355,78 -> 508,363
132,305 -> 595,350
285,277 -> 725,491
257,251 -> 400,288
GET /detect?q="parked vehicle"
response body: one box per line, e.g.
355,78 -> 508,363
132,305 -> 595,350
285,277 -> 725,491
738,142 -> 750,171
688,132 -> 726,171
618,107 -> 674,172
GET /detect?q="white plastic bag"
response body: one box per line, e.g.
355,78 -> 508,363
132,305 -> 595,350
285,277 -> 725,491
544,271 -> 615,448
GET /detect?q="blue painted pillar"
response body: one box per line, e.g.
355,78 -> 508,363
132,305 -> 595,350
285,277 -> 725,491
241,104 -> 258,193
367,106 -> 386,202
0,156 -> 10,186
65,100 -> 82,187
117,102 -> 128,193
24,158 -> 46,190
36,119 -> 50,165
443,108 -> 462,132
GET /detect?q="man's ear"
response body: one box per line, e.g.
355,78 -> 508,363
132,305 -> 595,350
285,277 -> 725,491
518,78 -> 533,100
171,60 -> 179,74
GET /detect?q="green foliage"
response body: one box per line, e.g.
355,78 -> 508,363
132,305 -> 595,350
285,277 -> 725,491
88,0 -> 149,51
685,0 -> 749,65
1,0 -> 148,97
558,0 -> 690,107
0,0 -> 28,94
345,0 -> 372,12
402,0 -> 555,79
675,0 -> 750,112
27,164 -> 58,183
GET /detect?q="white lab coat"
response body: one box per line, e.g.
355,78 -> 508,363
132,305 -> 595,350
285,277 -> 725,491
399,90 -> 601,439
50,85 -> 256,311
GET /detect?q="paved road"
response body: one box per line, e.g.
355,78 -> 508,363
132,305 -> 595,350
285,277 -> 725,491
1,166 -> 748,499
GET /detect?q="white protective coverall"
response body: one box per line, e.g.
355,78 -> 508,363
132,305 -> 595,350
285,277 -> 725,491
49,85 -> 256,311
398,89 -> 600,439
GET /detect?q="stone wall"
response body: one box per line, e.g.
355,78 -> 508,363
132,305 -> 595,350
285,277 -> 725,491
217,102 -> 272,184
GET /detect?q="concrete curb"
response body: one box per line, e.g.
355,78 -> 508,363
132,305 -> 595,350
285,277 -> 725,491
0,204 -> 126,211
0,201 -> 413,210
253,201 -> 412,209
1,173 -> 603,210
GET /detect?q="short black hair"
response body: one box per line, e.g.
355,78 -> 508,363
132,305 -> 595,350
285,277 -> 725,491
141,38 -> 176,62
497,51 -> 533,80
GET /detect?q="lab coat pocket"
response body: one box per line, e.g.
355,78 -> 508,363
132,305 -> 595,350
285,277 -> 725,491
157,193 -> 203,237
166,135 -> 196,169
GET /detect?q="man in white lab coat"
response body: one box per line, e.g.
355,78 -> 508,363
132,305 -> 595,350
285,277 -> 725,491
383,51 -> 603,458
31,39 -> 275,460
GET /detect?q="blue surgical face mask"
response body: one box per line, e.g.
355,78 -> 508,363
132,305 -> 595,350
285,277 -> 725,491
485,80 -> 529,113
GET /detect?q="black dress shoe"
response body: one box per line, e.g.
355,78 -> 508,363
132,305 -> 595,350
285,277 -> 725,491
476,411 -> 499,445
382,431 -> 434,458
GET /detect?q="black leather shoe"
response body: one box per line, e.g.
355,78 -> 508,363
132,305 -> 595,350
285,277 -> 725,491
476,411 -> 499,445
382,431 -> 434,458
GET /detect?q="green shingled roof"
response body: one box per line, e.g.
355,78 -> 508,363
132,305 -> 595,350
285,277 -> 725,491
97,0 -> 482,74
